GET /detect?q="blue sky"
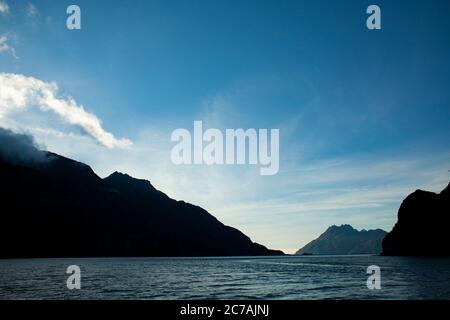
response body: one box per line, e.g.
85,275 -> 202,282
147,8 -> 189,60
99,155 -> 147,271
1,0 -> 450,253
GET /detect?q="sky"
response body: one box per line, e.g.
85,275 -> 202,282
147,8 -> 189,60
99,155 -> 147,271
1,0 -> 449,253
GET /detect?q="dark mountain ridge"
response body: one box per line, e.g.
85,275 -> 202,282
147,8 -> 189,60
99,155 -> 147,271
296,224 -> 387,255
382,182 -> 450,256
0,130 -> 283,258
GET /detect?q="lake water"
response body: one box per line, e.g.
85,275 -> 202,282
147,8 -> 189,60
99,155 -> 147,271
1,255 -> 450,299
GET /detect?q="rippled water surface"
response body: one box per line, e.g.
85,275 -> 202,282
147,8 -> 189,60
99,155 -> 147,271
1,255 -> 450,299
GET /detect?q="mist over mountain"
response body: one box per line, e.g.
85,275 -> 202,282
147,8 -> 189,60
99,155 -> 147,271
296,224 -> 387,255
0,128 -> 49,165
382,183 -> 450,256
0,128 -> 283,258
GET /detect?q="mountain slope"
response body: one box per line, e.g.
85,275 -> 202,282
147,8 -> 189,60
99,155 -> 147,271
296,224 -> 387,255
0,130 -> 283,258
382,182 -> 450,256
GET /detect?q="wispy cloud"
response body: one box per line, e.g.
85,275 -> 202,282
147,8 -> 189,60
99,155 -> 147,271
0,1 -> 9,15
0,35 -> 17,59
25,2 -> 38,18
0,73 -> 132,149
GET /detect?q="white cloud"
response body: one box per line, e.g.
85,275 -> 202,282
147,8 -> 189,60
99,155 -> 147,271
0,1 -> 9,14
0,73 -> 132,149
0,35 -> 17,59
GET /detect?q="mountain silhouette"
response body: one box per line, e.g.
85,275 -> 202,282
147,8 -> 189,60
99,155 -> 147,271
0,129 -> 283,258
382,182 -> 450,256
296,224 -> 387,255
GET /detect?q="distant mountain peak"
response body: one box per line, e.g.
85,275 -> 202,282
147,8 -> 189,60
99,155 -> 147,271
297,224 -> 387,255
107,171 -> 142,180
103,171 -> 159,195
328,224 -> 355,230
326,224 -> 358,235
